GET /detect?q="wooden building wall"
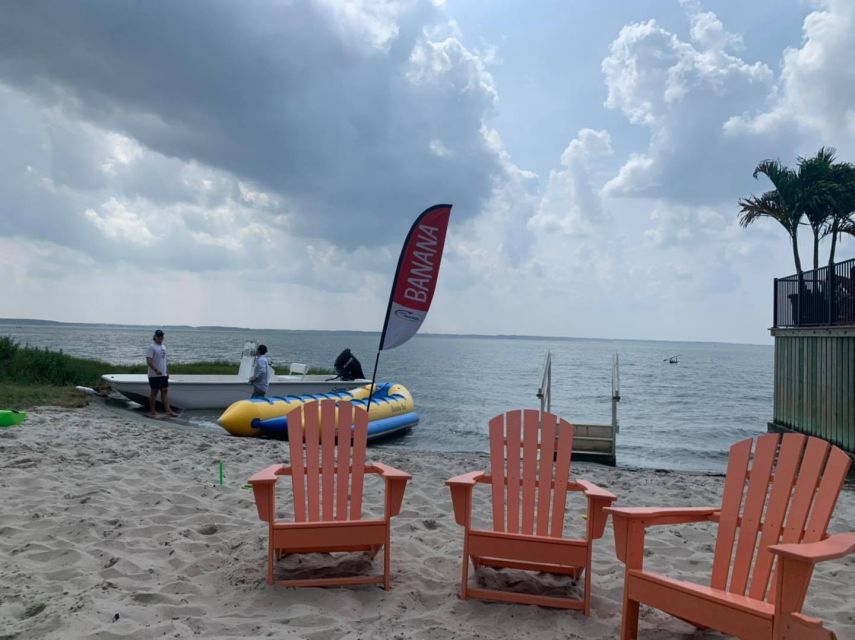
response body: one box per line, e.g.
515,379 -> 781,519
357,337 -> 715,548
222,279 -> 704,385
770,327 -> 855,454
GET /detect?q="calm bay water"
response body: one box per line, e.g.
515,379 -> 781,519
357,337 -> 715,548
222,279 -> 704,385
1,322 -> 773,473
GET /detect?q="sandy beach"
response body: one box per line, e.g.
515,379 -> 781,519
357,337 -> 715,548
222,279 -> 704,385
1,402 -> 853,640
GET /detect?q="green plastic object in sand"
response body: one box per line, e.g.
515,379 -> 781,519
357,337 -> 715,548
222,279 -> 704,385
0,410 -> 27,427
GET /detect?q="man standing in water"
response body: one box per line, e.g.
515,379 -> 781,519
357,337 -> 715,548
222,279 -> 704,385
147,329 -> 179,418
249,344 -> 270,398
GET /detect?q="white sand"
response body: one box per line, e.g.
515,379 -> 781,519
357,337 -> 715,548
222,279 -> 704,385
1,402 -> 854,640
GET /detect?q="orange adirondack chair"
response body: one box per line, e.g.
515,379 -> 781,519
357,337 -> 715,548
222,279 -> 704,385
248,399 -> 411,590
446,409 -> 617,613
609,433 -> 855,640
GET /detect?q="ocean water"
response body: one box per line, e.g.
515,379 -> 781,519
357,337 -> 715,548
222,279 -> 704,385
0,322 -> 774,473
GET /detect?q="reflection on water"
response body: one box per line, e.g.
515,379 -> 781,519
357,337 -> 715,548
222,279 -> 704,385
1,322 -> 773,473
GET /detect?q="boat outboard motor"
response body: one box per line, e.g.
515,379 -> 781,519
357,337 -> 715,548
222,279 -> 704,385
334,348 -> 365,381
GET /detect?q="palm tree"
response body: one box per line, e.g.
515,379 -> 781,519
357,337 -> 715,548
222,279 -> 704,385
739,152 -> 855,324
825,162 -> 855,268
738,159 -> 804,279
796,147 -> 838,271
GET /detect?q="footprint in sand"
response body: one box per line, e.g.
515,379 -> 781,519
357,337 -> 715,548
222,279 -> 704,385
20,602 -> 47,619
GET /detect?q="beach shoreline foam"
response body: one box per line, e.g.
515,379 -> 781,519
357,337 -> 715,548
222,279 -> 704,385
1,403 -> 853,639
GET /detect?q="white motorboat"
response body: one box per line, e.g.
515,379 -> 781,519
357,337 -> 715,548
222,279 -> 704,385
102,342 -> 369,410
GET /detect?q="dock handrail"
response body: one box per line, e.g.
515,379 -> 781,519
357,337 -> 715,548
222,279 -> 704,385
535,351 -> 620,466
536,351 -> 621,429
611,353 -> 621,433
537,351 -> 552,415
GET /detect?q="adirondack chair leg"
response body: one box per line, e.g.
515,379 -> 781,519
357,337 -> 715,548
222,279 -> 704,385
620,593 -> 639,640
384,519 -> 392,591
583,542 -> 593,616
460,531 -> 471,599
383,546 -> 391,590
618,518 -> 645,640
267,539 -> 275,586
775,612 -> 837,640
773,556 -> 826,639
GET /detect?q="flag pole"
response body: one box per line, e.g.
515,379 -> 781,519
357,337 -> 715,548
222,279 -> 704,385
365,351 -> 381,414
365,204 -> 452,415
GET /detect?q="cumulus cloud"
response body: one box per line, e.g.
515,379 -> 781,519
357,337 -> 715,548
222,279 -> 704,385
601,7 -> 775,203
682,0 -> 743,53
529,128 -> 613,236
643,202 -> 727,248
724,0 -> 855,158
314,0 -> 405,52
0,0 -> 845,344
0,0 -> 504,252
84,199 -> 157,246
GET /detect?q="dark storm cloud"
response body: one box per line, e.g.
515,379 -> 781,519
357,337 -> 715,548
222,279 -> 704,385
0,1 -> 501,248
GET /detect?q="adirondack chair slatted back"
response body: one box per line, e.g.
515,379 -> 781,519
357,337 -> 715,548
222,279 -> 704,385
710,433 -> 851,604
287,399 -> 368,522
488,409 -> 575,537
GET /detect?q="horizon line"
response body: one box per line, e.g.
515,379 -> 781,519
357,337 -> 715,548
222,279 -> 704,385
0,317 -> 772,348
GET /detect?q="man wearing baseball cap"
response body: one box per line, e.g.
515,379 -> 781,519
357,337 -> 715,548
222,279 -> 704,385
146,329 -> 178,418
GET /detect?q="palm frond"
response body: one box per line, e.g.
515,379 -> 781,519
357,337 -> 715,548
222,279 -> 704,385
797,148 -> 840,231
738,191 -> 794,232
840,214 -> 855,238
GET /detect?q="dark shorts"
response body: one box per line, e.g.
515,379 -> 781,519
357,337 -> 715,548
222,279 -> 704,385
149,375 -> 169,390
251,387 -> 266,398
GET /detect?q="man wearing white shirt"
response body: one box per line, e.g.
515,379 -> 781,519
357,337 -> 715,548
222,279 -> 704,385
146,329 -> 178,418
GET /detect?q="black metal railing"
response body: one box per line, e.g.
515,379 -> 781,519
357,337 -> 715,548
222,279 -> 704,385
774,257 -> 855,327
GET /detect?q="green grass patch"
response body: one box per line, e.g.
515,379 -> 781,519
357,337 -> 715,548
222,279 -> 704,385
0,336 -> 244,387
0,383 -> 90,409
0,336 -> 336,409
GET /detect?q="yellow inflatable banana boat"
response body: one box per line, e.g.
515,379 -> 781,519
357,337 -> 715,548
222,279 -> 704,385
217,382 -> 417,439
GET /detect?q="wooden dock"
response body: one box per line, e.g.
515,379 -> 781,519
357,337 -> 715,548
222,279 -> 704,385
539,352 -> 619,466
567,422 -> 617,466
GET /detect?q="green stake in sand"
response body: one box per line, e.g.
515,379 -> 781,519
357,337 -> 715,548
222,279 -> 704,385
218,460 -> 224,486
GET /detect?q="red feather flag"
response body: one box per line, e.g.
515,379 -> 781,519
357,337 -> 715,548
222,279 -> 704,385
379,204 -> 452,351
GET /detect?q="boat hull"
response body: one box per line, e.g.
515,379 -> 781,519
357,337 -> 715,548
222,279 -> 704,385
101,374 -> 368,410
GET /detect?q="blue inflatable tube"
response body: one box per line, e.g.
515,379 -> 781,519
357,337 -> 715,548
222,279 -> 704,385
253,411 -> 419,441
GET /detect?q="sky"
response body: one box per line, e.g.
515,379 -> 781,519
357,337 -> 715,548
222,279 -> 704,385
1,0 -> 853,344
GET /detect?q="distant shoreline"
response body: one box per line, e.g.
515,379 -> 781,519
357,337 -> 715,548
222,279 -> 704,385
0,317 -> 772,348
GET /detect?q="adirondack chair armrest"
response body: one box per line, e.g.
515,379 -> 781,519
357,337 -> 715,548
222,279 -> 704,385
577,480 -> 617,539
368,462 -> 412,518
248,464 -> 289,523
447,470 -> 486,486
446,471 -> 486,526
248,463 -> 289,484
606,506 -> 719,526
769,532 -> 855,564
608,507 -> 719,566
576,479 -> 617,501
368,462 -> 411,480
